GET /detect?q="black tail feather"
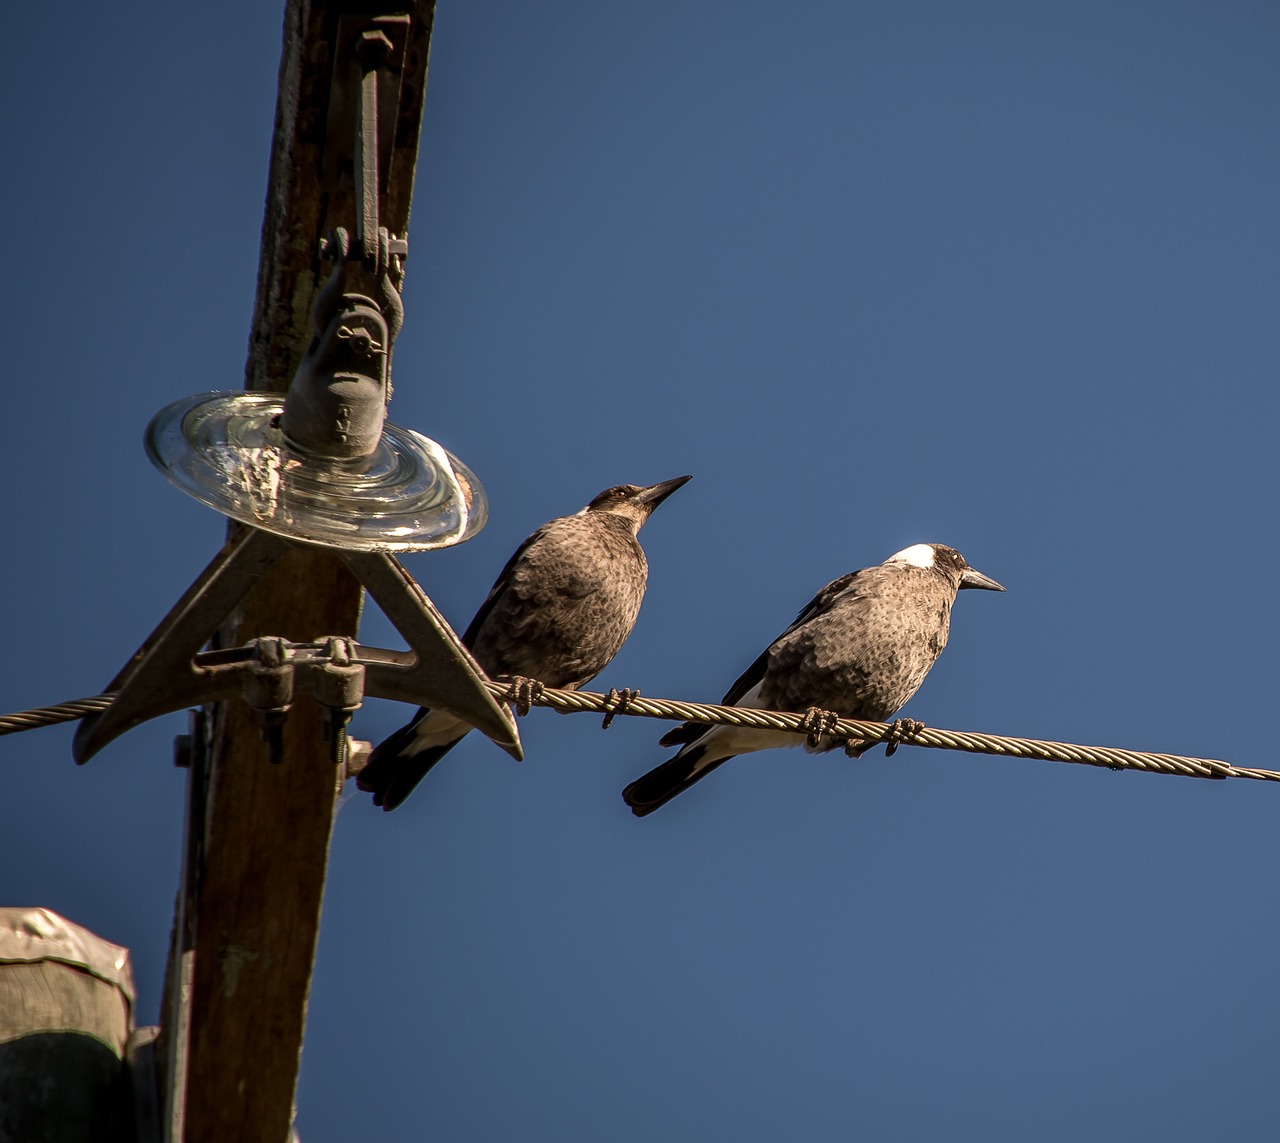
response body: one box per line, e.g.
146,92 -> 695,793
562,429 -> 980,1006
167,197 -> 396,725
622,745 -> 736,817
356,723 -> 466,811
657,720 -> 703,748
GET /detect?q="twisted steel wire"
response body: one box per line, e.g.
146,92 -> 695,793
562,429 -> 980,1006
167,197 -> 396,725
0,696 -> 120,736
5,684 -> 1273,785
490,682 -> 1273,782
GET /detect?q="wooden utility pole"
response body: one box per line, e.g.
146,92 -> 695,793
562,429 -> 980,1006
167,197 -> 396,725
162,4 -> 438,1140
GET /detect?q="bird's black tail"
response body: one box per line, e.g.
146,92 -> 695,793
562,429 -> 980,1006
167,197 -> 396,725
356,723 -> 466,812
622,745 -> 735,817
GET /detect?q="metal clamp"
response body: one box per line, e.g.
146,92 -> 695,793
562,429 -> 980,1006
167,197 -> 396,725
281,17 -> 409,459
73,527 -> 522,765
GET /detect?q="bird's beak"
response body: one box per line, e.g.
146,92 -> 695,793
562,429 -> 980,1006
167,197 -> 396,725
959,566 -> 1005,592
636,474 -> 692,509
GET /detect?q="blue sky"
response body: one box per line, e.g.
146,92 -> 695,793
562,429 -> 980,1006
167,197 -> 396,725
4,2 -> 1279,1140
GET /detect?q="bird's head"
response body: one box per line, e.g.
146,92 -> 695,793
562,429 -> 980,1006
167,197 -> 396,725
886,543 -> 1005,593
582,475 -> 692,533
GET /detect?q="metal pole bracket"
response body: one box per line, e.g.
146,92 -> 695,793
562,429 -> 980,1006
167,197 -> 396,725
73,528 -> 522,766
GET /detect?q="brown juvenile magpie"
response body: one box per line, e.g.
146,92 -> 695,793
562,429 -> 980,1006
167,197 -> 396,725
359,475 -> 691,810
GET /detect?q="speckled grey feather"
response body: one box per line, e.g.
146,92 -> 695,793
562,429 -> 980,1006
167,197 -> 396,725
622,544 -> 1004,816
359,476 -> 690,810
467,512 -> 651,686
754,562 -> 958,718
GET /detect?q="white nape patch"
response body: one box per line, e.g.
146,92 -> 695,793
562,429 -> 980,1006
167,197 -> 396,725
887,543 -> 936,569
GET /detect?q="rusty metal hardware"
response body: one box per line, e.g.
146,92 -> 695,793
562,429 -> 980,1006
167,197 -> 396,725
75,21 -> 511,767
281,20 -> 409,461
73,527 -> 523,766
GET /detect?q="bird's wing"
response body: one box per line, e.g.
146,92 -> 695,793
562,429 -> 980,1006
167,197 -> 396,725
654,646 -> 773,746
719,570 -> 866,705
717,645 -> 772,708
778,569 -> 866,634
460,524 -> 551,649
657,570 -> 869,748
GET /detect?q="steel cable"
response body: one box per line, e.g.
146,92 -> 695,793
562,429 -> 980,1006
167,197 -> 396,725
3,685 -> 1272,785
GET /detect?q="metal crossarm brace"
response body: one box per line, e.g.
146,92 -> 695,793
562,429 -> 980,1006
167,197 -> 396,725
73,526 -> 521,765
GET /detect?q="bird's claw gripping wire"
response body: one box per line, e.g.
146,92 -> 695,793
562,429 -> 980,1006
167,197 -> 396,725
601,688 -> 640,730
505,676 -> 546,717
798,707 -> 841,748
883,717 -> 925,757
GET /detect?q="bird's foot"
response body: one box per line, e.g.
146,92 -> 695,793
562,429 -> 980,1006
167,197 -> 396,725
505,676 -> 546,717
602,687 -> 640,730
883,717 -> 925,757
798,706 -> 841,748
